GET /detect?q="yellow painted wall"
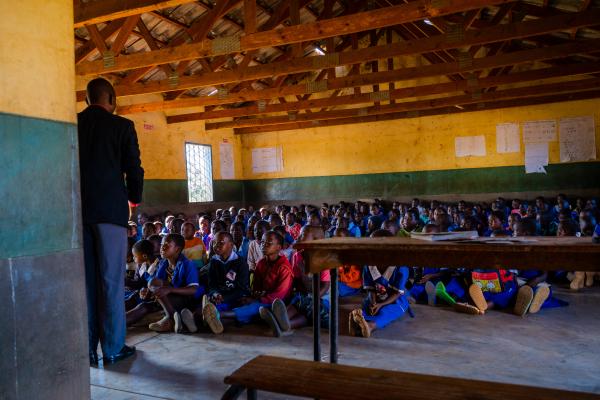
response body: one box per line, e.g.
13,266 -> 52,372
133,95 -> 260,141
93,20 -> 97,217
0,0 -> 75,123
78,93 -> 244,180
240,98 -> 600,179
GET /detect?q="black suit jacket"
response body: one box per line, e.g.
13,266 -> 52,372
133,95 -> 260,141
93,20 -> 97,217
78,105 -> 144,227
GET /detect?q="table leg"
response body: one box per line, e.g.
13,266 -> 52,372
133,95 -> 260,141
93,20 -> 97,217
312,274 -> 321,361
329,267 -> 338,364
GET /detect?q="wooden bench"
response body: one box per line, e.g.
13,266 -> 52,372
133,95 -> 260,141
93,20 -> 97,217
223,355 -> 600,400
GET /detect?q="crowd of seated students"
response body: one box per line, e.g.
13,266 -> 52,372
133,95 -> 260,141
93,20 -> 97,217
123,194 -> 600,338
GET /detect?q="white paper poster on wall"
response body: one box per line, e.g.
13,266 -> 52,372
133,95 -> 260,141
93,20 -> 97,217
251,146 -> 284,174
455,135 -> 486,157
524,142 -> 549,174
559,116 -> 596,162
496,122 -> 520,153
219,142 -> 234,179
522,120 -> 557,143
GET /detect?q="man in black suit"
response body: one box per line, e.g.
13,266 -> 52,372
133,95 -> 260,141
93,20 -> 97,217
78,78 -> 144,365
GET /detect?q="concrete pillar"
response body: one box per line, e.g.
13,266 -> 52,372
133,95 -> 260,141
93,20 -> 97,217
0,1 -> 89,399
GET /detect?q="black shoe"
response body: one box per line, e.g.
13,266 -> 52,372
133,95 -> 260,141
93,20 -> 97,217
90,351 -> 99,367
103,345 -> 136,365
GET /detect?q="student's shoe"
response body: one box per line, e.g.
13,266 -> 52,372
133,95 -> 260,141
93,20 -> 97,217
351,309 -> 371,338
585,272 -> 596,287
453,302 -> 483,315
570,272 -> 585,290
103,345 -> 136,365
348,312 -> 361,336
148,316 -> 175,332
513,285 -> 534,317
202,302 -> 224,334
201,295 -> 209,326
425,281 -> 436,306
259,307 -> 282,337
528,285 -> 550,314
174,312 -> 183,333
468,284 -> 488,312
180,308 -> 198,333
271,299 -> 291,332
89,351 -> 99,367
435,281 -> 456,305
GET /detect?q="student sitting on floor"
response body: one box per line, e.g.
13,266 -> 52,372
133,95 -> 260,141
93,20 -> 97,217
195,215 -> 211,249
349,230 -> 411,338
230,221 -> 250,260
200,231 -> 250,334
483,211 -> 509,237
285,212 -> 302,241
247,220 -> 270,271
127,234 -> 203,333
181,221 -> 207,269
125,239 -> 159,311
142,222 -> 157,239
511,218 -> 567,316
202,231 -> 293,333
274,225 -> 295,261
260,226 -> 331,337
467,253 -> 518,315
334,228 -> 363,297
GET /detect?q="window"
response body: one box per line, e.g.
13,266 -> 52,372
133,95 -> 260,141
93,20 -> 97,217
185,143 -> 213,202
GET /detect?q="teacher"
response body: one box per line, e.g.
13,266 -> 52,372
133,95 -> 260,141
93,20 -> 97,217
78,78 -> 144,366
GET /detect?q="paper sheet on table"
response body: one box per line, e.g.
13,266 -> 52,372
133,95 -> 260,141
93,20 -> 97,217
496,122 -> 520,153
523,120 -> 557,143
219,142 -> 234,179
455,135 -> 486,157
251,146 -> 283,174
524,142 -> 548,174
559,116 -> 596,162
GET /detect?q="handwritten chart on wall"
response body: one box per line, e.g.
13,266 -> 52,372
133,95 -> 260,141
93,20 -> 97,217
559,116 -> 596,162
219,142 -> 234,179
252,146 -> 284,174
522,120 -> 557,143
496,122 -> 520,153
455,135 -> 486,157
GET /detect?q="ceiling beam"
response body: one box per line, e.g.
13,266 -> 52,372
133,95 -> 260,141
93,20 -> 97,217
76,0 -> 515,76
76,19 -> 125,64
166,62 -> 600,123
205,78 -> 600,129
233,89 -> 600,134
74,0 -> 196,28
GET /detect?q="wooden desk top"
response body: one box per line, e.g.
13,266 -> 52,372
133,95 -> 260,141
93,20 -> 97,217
295,237 -> 600,273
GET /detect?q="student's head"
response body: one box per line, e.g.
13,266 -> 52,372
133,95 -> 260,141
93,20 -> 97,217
285,212 -> 296,226
127,222 -> 137,238
268,213 -> 283,228
127,237 -> 136,262
423,223 -> 440,234
216,208 -> 224,219
381,220 -> 399,235
198,216 -> 210,234
557,220 -> 578,237
259,207 -> 269,219
308,211 -> 321,227
160,233 -> 185,259
213,231 -> 234,260
535,196 -> 546,211
170,218 -> 184,235
181,221 -> 196,240
230,221 -> 245,244
137,213 -> 149,226
336,217 -> 349,230
402,210 -> 419,230
165,215 -> 175,230
153,221 -> 163,233
511,199 -> 521,210
370,229 -> 393,238
507,213 -> 522,230
297,225 -> 325,243
142,222 -> 156,239
513,218 -> 536,237
579,215 -> 596,236
132,239 -> 155,264
254,220 -> 271,244
86,77 -> 116,113
211,219 -> 227,236
488,211 -> 505,230
460,215 -> 477,231
261,230 -> 283,257
147,234 -> 162,259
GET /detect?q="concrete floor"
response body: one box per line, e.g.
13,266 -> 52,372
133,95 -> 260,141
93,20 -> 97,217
90,286 -> 600,399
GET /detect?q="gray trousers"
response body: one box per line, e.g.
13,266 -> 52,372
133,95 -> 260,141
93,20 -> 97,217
83,223 -> 127,357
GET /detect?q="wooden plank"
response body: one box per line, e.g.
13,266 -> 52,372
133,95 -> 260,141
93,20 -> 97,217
294,237 -> 600,273
166,62 -> 600,122
225,355 -> 600,400
74,0 -> 195,28
76,19 -> 125,64
118,60 -> 600,114
76,0 -> 517,76
84,24 -> 109,53
233,89 -> 600,134
79,12 -> 600,97
111,15 -> 142,55
205,77 -> 600,129
244,0 -> 257,34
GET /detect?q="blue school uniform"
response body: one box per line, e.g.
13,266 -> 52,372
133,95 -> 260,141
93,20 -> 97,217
348,222 -> 362,238
235,237 -> 250,260
362,266 -> 410,329
155,253 -> 204,299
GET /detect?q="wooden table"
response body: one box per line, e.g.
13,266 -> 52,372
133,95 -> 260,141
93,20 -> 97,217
295,237 -> 600,363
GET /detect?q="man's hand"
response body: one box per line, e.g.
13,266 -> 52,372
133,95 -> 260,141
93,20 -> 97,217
139,287 -> 149,300
369,303 -> 382,316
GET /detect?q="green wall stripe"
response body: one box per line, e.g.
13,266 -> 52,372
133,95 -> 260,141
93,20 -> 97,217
1,112 -> 80,259
143,179 -> 244,206
243,162 -> 600,203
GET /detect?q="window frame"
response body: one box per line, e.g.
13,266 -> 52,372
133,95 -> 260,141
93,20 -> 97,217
184,142 -> 214,203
